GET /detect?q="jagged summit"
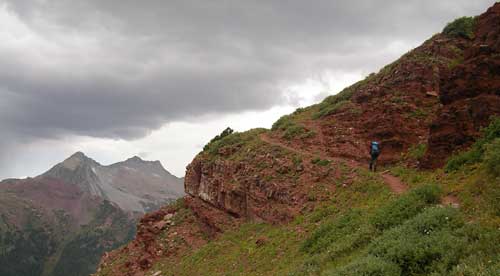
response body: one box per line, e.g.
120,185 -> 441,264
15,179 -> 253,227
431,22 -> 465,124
59,151 -> 100,170
39,152 -> 184,213
126,155 -> 144,162
70,151 -> 86,158
121,155 -> 158,166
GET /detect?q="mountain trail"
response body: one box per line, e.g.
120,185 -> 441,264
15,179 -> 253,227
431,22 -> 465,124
259,132 -> 408,194
380,172 -> 408,194
442,194 -> 461,208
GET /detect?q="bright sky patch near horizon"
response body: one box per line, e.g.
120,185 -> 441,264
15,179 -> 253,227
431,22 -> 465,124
0,0 -> 496,178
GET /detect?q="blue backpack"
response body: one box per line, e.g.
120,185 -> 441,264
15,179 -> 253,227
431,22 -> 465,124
371,142 -> 380,154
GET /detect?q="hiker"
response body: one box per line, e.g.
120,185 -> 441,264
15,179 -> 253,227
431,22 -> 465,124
369,141 -> 380,171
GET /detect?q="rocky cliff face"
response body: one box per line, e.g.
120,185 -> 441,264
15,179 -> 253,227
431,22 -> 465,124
96,4 -> 500,276
0,152 -> 184,276
423,3 -> 500,168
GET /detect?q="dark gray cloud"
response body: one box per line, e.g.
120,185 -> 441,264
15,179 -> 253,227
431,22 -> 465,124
0,0 -> 496,143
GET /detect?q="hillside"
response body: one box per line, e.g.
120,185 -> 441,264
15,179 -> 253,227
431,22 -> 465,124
0,152 -> 184,276
96,3 -> 500,276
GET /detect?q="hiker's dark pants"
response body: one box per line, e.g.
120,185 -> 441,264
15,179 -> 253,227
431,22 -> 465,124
369,153 -> 379,171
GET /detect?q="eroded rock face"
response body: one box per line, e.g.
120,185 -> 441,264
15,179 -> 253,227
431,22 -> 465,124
185,154 -> 304,224
185,158 -> 248,218
423,3 -> 500,168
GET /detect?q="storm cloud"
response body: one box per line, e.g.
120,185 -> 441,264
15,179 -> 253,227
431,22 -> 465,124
0,0 -> 496,177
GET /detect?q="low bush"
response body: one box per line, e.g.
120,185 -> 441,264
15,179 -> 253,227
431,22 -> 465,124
272,115 -> 294,131
311,158 -> 331,166
324,256 -> 401,276
313,100 -> 350,119
443,16 -> 476,39
272,114 -> 314,140
483,138 -> 500,177
203,129 -> 244,156
370,184 -> 441,231
283,125 -> 306,140
444,149 -> 482,172
448,56 -> 464,70
203,127 -> 234,151
312,87 -> 355,119
406,143 -> 427,160
301,210 -> 364,254
369,207 -> 467,275
445,117 -> 500,172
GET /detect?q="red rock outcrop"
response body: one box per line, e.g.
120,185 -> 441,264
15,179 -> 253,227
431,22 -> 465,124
423,3 -> 500,168
184,139 -> 346,224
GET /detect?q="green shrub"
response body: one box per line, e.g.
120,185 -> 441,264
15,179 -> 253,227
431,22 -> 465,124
203,130 -> 243,156
290,256 -> 322,276
409,108 -> 428,119
324,256 -> 401,276
283,125 -> 306,140
272,114 -> 294,131
312,87 -> 355,119
311,158 -> 331,166
293,107 -> 307,115
301,210 -> 364,254
313,100 -> 350,119
449,254 -> 500,276
370,184 -> 441,231
483,138 -> 500,177
445,117 -> 500,172
369,207 -> 467,275
448,56 -> 464,69
272,115 -> 314,140
406,143 -> 427,160
311,71 -> 380,119
445,150 -> 482,172
443,16 -> 477,39
203,127 -> 234,151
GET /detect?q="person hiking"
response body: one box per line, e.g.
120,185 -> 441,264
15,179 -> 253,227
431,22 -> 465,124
369,141 -> 380,171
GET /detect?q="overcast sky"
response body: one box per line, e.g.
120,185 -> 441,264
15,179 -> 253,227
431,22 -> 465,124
0,0 -> 495,178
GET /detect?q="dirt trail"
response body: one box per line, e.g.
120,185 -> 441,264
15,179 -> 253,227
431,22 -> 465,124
442,195 -> 460,208
380,173 -> 408,194
261,132 -> 461,207
259,133 -> 407,194
259,133 -> 360,168
260,134 -> 317,158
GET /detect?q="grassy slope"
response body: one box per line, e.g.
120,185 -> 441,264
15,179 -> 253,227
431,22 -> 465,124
150,168 -> 394,276
120,120 -> 499,276
148,172 -> 497,276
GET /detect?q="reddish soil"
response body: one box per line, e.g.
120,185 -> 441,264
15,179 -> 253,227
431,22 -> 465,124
97,200 -> 216,276
380,173 -> 408,194
442,195 -> 461,208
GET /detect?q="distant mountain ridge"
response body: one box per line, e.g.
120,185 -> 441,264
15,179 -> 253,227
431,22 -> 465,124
43,152 -> 184,213
0,152 -> 184,276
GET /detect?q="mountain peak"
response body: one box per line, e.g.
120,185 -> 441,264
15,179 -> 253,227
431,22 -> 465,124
126,156 -> 144,162
121,156 -> 167,171
70,151 -> 87,159
60,151 -> 97,170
